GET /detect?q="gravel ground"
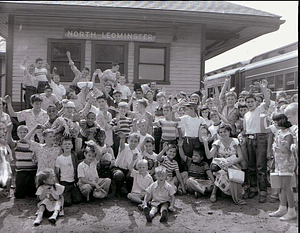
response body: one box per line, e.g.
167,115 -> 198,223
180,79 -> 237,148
0,188 -> 298,233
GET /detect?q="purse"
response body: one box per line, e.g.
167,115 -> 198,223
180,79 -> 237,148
228,168 -> 245,184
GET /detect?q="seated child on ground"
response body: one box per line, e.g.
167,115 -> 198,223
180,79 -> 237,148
33,168 -> 64,226
77,140 -> 111,201
127,158 -> 154,208
178,138 -> 214,198
142,166 -> 176,223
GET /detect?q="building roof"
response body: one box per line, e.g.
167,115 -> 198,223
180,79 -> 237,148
1,1 -> 280,18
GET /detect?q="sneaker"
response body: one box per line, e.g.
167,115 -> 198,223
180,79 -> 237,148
177,189 -> 183,196
48,216 -> 57,224
248,191 -> 258,199
279,212 -> 297,221
138,204 -> 143,211
269,209 -> 287,217
160,209 -> 168,223
259,195 -> 267,203
143,206 -> 152,222
210,193 -> 217,203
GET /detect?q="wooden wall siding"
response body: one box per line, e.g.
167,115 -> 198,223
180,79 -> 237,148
1,57 -> 5,97
11,16 -> 202,103
0,13 -> 8,38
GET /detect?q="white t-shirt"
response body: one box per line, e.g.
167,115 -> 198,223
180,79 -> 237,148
114,144 -> 142,170
50,80 -> 66,101
78,159 -> 99,182
130,169 -> 153,194
55,154 -> 74,182
180,115 -> 206,137
244,104 -> 265,134
115,83 -> 131,100
34,67 -> 48,82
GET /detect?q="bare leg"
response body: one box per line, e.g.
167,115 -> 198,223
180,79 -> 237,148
48,210 -> 59,224
160,203 -> 169,222
127,193 -> 142,204
210,185 -> 218,202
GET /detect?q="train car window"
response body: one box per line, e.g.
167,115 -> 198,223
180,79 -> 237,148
285,73 -> 295,90
275,75 -> 284,91
267,76 -> 275,91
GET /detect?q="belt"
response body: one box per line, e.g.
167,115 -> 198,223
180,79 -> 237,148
246,133 -> 267,139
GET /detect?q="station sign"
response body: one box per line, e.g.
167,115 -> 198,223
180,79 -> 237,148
64,29 -> 156,42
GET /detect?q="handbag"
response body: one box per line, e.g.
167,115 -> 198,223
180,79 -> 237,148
228,168 -> 245,184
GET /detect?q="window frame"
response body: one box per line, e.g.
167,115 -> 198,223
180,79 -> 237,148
134,42 -> 170,84
91,41 -> 129,82
47,39 -> 86,82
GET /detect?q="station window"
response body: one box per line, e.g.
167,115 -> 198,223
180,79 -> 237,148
134,43 -> 170,84
91,41 -> 128,82
47,39 -> 85,82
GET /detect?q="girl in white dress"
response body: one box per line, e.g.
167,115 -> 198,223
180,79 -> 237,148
34,168 -> 64,226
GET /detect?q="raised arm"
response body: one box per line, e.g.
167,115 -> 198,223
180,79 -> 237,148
118,131 -> 126,153
24,124 -> 41,144
157,142 -> 168,162
219,76 -> 230,102
177,138 -> 187,163
4,95 -> 17,117
6,123 -> 16,148
201,137 -> 217,159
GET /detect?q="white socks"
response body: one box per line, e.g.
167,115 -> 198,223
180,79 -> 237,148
269,205 -> 287,217
279,207 -> 297,221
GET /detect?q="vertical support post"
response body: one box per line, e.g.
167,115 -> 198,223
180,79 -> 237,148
200,24 -> 206,89
5,14 -> 14,97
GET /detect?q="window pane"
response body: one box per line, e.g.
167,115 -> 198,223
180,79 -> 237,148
275,75 -> 283,91
285,72 -> 295,90
52,43 -> 81,61
245,80 -> 252,90
95,44 -> 124,62
139,64 -> 164,80
267,76 -> 275,91
51,61 -> 81,82
140,48 -> 165,64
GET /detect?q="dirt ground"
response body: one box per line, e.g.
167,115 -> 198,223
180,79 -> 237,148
0,188 -> 298,233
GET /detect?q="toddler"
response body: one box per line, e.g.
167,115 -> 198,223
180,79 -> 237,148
127,158 -> 154,208
33,168 -> 64,226
140,136 -> 158,177
142,166 -> 176,223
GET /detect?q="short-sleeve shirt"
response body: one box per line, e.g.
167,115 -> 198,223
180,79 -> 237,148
78,159 -> 99,182
244,104 -> 265,134
146,181 -> 176,207
142,151 -> 158,171
221,106 -> 239,127
159,119 -> 178,140
114,144 -> 142,170
17,109 -> 49,132
40,93 -> 59,111
30,142 -> 61,173
130,169 -> 153,194
212,138 -> 240,159
159,156 -> 179,177
115,84 -> 131,100
50,80 -> 66,101
186,157 -> 210,179
55,154 -> 75,182
110,116 -> 132,136
180,115 -> 206,137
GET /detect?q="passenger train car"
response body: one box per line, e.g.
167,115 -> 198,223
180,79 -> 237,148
205,42 -> 298,98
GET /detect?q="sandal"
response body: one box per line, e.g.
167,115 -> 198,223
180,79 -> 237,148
210,193 -> 217,203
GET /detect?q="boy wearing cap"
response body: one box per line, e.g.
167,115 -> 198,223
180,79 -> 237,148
40,85 -> 60,111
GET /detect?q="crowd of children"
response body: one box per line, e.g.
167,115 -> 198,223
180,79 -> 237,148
0,52 -> 298,225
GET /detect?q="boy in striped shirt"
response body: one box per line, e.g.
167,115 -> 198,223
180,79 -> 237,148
110,102 -> 133,157
157,142 -> 186,195
7,124 -> 37,198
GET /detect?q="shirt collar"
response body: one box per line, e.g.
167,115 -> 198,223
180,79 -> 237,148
153,180 -> 168,190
